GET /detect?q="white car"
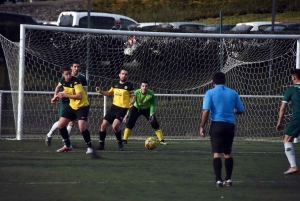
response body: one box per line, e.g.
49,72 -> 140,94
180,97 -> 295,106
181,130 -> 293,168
231,21 -> 282,32
57,10 -> 138,30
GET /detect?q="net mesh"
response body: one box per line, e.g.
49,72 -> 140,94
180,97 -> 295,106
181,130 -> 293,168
0,28 -> 296,140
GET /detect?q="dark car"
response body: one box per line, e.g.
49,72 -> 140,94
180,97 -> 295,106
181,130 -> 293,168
264,22 -> 300,32
0,11 -> 38,24
202,24 -> 235,33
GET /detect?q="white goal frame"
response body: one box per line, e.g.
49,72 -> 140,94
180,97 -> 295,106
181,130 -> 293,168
15,24 -> 300,140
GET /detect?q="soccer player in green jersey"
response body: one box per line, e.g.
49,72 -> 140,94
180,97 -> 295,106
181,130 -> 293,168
276,69 -> 300,174
45,61 -> 87,146
123,80 -> 167,145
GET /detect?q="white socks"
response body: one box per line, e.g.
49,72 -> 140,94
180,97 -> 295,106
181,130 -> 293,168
284,142 -> 297,168
47,121 -> 59,138
47,121 -> 73,138
67,125 -> 73,136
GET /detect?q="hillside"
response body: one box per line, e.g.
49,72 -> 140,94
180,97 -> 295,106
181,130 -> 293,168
85,0 -> 300,23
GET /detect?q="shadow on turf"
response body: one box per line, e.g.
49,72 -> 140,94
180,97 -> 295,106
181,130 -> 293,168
91,146 -> 101,159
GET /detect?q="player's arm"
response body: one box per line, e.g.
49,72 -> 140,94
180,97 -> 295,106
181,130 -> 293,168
96,87 -> 113,97
80,76 -> 88,94
200,92 -> 211,137
149,93 -> 156,116
276,102 -> 287,132
54,83 -> 63,97
58,83 -> 83,100
234,93 -> 245,114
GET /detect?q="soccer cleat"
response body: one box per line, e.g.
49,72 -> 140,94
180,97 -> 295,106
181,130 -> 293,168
123,140 -> 128,144
223,179 -> 232,187
284,167 -> 298,174
159,140 -> 167,145
118,142 -> 124,151
86,147 -> 93,154
215,180 -> 223,187
45,136 -> 52,146
56,145 -> 73,152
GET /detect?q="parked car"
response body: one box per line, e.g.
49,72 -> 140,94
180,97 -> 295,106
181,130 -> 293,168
128,22 -> 164,31
0,11 -> 38,25
57,10 -> 138,30
161,22 -> 205,31
202,24 -> 235,32
264,22 -> 300,32
231,21 -> 282,32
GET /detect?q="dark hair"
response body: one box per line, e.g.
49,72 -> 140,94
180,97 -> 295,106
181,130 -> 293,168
120,68 -> 128,73
141,80 -> 149,85
62,65 -> 71,72
291,69 -> 300,79
212,72 -> 226,85
72,60 -> 80,65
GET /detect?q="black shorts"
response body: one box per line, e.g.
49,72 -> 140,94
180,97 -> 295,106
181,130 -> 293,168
61,105 -> 90,121
104,104 -> 128,124
209,121 -> 235,154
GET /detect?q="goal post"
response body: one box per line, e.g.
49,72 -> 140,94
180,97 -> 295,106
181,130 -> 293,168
2,24 -> 300,140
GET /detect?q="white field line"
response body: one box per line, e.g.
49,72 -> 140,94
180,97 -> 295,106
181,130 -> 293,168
0,150 -> 286,154
2,180 -> 299,185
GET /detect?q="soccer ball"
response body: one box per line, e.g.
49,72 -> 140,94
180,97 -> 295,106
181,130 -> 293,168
145,137 -> 158,150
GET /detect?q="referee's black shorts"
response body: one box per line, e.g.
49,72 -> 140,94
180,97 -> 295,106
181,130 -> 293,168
209,121 -> 235,154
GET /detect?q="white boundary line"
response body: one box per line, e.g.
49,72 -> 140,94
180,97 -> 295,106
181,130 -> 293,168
1,180 -> 298,185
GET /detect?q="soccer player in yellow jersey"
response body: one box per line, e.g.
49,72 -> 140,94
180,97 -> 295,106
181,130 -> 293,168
95,68 -> 135,151
53,66 -> 93,154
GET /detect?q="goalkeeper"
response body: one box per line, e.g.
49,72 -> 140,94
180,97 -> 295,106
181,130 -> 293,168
123,80 -> 167,145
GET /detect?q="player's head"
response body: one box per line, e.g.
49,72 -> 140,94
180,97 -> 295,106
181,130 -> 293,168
140,80 -> 149,94
71,60 -> 80,76
119,68 -> 129,83
291,69 -> 300,84
62,65 -> 72,82
212,72 -> 226,85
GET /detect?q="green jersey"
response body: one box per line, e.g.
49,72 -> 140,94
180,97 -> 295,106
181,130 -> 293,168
59,73 -> 88,104
133,89 -> 156,115
283,84 -> 300,117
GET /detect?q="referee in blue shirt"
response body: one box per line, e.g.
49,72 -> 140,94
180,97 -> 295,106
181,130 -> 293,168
200,72 -> 244,187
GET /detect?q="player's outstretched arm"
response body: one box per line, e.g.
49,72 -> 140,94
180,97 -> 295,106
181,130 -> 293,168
95,87 -> 112,97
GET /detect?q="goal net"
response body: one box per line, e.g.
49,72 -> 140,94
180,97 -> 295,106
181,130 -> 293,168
0,25 -> 299,141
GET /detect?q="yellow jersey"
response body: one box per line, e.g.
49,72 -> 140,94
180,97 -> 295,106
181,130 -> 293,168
108,81 -> 134,108
61,76 -> 89,110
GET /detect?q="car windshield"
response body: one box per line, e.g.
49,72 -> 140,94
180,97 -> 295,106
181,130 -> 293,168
264,25 -> 287,32
203,26 -> 219,31
231,25 -> 253,31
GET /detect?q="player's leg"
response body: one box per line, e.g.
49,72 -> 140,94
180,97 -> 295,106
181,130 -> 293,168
145,111 -> 167,145
113,108 -> 127,151
283,120 -> 299,174
123,106 -> 140,143
210,122 -> 224,187
222,123 -> 235,187
76,106 -> 93,154
97,108 -> 114,150
67,121 -> 74,136
45,120 -> 59,146
57,117 -> 73,152
57,106 -> 76,152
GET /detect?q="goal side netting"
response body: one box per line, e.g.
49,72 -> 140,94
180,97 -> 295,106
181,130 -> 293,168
1,25 -> 299,141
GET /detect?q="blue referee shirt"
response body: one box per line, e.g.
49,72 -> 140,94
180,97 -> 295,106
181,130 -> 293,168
203,85 -> 244,124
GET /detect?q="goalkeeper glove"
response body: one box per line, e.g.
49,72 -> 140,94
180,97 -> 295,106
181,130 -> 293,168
149,114 -> 155,123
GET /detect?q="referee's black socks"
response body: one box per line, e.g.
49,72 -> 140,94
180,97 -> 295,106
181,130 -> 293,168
225,158 -> 234,180
213,158 -> 222,181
